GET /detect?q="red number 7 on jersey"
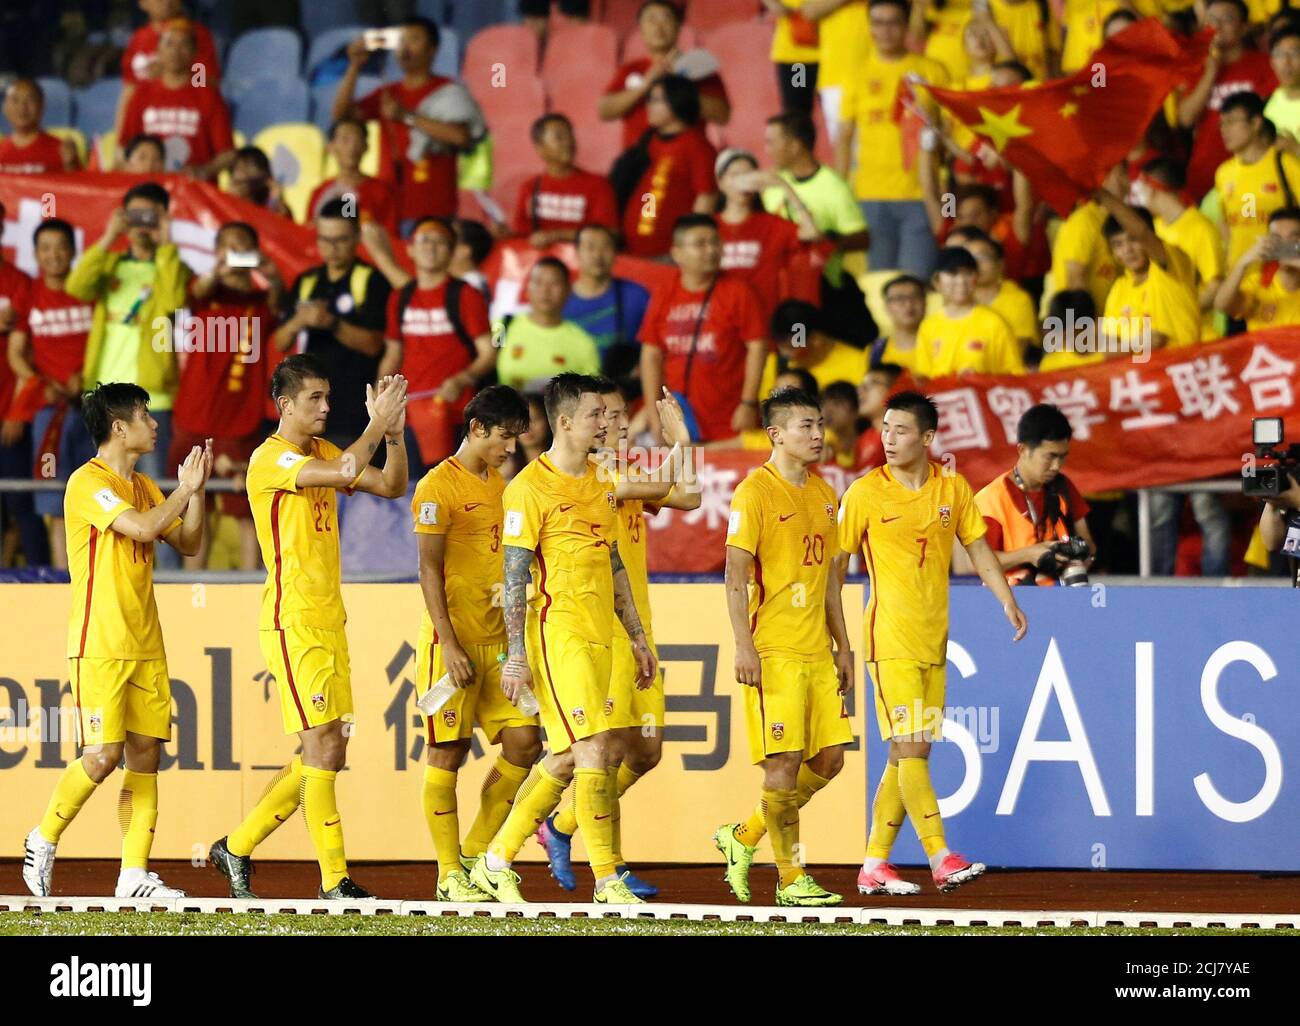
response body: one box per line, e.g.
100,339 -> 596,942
916,537 -> 927,567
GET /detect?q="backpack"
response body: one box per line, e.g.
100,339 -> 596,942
395,276 -> 476,358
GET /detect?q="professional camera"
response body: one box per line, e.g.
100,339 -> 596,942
1242,417 -> 1300,500
1035,535 -> 1091,587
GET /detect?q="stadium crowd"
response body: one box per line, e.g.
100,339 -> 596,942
1,0 -> 1298,577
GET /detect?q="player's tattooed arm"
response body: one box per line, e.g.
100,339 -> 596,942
502,545 -> 533,660
610,542 -> 646,642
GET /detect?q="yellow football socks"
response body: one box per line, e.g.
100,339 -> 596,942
866,761 -> 906,860
763,787 -> 802,887
550,791 -> 579,837
228,757 -> 302,857
575,767 -> 616,881
117,770 -> 158,870
551,761 -> 643,842
735,763 -> 833,848
300,765 -> 348,891
487,762 -> 567,864
898,757 -> 947,858
462,756 -> 530,858
38,758 -> 98,843
421,766 -> 461,883
607,766 -> 623,866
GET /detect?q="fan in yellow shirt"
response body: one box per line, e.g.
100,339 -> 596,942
407,385 -> 541,903
1096,187 -> 1202,355
814,0 -> 871,136
836,390 -> 1026,896
1046,162 -> 1126,316
958,229 -> 1040,348
716,385 -> 854,908
1059,0 -> 1124,73
23,383 -> 210,901
1216,91 -> 1300,268
468,373 -> 657,907
759,299 -> 868,397
1215,206 -> 1300,330
1040,289 -> 1110,372
916,246 -> 1026,379
210,355 -> 410,903
873,273 -> 927,370
989,0 -> 1050,79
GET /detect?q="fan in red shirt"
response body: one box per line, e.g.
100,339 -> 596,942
118,20 -> 235,178
169,222 -> 285,567
624,75 -> 719,258
120,1 -> 220,86
0,234 -> 41,566
714,148 -> 805,318
599,0 -> 730,149
639,214 -> 768,443
307,117 -> 399,233
376,217 -> 496,465
0,78 -> 78,173
1179,0 -> 1276,199
512,114 -> 618,248
334,18 -> 481,228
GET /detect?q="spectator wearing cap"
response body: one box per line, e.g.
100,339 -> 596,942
760,299 -> 866,397
915,246 -> 1024,380
307,118 -> 399,234
496,258 -> 600,392
334,16 -> 485,231
225,146 -> 293,219
512,114 -> 618,250
563,223 -> 652,381
623,74 -> 718,259
1178,0 -> 1276,199
0,78 -> 79,173
117,19 -> 235,178
600,0 -> 731,149
122,133 -> 166,175
1136,157 -> 1224,340
1215,91 -> 1300,269
639,214 -> 766,443
1269,27 -> 1300,147
834,0 -> 949,276
953,228 -> 1038,351
872,273 -> 924,370
272,198 -> 392,450
1215,205 -> 1300,330
715,148 -> 805,320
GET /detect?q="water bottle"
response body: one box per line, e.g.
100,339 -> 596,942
499,653 -> 540,716
416,672 -> 458,716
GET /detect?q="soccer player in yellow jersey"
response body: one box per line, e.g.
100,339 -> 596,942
23,383 -> 211,899
208,355 -> 409,901
715,387 -> 855,907
1095,187 -> 1201,353
915,247 -> 1025,380
837,391 -> 1026,895
408,385 -> 541,902
1216,207 -> 1300,330
537,381 -> 699,898
469,373 -> 657,905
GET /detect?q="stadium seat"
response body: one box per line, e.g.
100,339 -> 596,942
36,77 -> 73,128
311,74 -> 382,132
46,126 -> 86,167
306,25 -> 365,81
684,0 -> 764,33
546,68 -> 624,173
233,78 -> 310,138
74,79 -> 122,139
380,26 -> 460,80
225,28 -> 302,91
91,130 -> 115,171
541,23 -> 617,86
320,117 -> 381,178
706,21 -> 780,154
621,23 -> 700,62
253,122 -> 326,222
300,0 -> 365,41
463,25 -> 540,101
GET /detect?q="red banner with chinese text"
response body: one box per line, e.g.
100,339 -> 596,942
647,331 -> 1300,572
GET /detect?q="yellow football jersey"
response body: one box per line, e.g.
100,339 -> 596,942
726,462 -> 841,659
1216,147 -> 1300,267
876,335 -> 918,370
1103,248 -> 1201,350
1237,264 -> 1300,331
1156,207 -> 1225,340
990,279 -> 1039,343
1049,201 -> 1118,315
916,305 -> 1026,378
248,433 -> 357,632
610,463 -> 656,639
838,462 -> 986,665
411,455 -> 506,646
502,452 -> 619,646
64,458 -> 176,659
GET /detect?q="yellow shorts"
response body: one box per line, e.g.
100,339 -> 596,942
527,617 -> 611,755
867,659 -> 945,741
606,627 -> 665,730
415,634 -> 538,745
259,626 -> 353,735
744,653 -> 853,765
69,657 -> 171,747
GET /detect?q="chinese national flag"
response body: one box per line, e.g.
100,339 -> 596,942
926,19 -> 1210,216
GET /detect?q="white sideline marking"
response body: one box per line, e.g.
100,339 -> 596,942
0,896 -> 1294,929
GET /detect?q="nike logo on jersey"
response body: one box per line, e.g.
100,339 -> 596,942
274,814 -> 286,822
594,814 -> 611,821
886,821 -> 901,828
924,811 -> 941,818
464,503 -> 482,511
881,515 -> 902,523
559,503 -> 576,512
324,817 -> 341,827
778,513 -> 797,522
434,810 -> 455,816
55,812 -> 72,821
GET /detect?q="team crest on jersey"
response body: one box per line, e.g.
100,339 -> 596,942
312,692 -> 327,713
572,707 -> 586,726
443,708 -> 457,728
771,722 -> 784,741
603,698 -> 614,716
824,503 -> 835,522
893,704 -> 908,724
88,713 -> 101,733
938,504 -> 951,528
606,491 -> 617,509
